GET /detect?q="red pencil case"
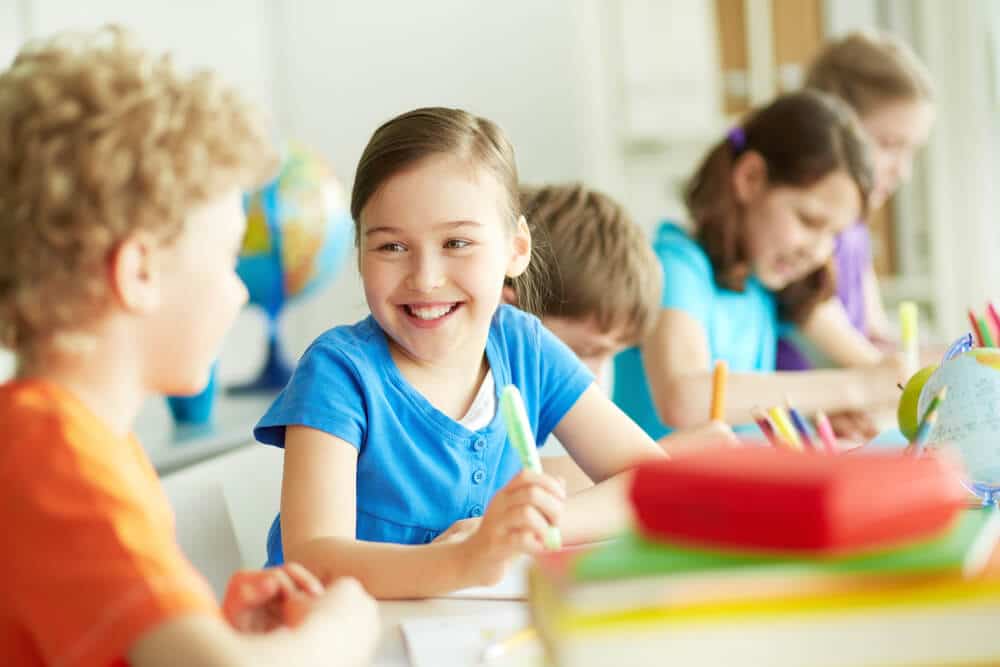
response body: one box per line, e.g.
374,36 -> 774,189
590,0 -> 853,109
630,447 -> 967,554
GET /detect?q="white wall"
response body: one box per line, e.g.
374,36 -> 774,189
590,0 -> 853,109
0,1 -> 25,66
273,0 -> 606,349
5,1 -> 616,384
28,0 -> 277,114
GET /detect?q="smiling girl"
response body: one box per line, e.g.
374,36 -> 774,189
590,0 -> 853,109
254,107 -> 664,598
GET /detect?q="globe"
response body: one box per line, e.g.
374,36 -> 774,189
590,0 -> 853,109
918,347 -> 1000,505
232,143 -> 354,392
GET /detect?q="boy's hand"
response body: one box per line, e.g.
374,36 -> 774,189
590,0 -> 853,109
458,470 -> 565,586
309,577 -> 380,667
221,562 -> 323,633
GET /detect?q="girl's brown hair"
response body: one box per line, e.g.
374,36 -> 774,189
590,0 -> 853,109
684,90 -> 873,323
806,30 -> 934,116
350,107 -> 549,315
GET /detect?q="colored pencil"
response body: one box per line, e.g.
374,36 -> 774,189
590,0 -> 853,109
481,626 -> 538,663
710,360 -> 728,421
906,386 -> 948,457
814,411 -> 838,455
987,303 -> 1000,347
899,301 -> 919,379
750,408 -> 784,449
767,406 -> 802,451
785,400 -> 818,452
980,316 -> 997,348
500,385 -> 560,549
969,309 -> 984,347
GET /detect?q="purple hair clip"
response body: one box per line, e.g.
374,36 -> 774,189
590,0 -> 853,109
727,126 -> 747,152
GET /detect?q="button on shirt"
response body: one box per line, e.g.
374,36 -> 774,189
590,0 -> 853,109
257,305 -> 594,565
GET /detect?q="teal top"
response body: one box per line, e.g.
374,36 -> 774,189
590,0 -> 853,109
613,222 -> 780,439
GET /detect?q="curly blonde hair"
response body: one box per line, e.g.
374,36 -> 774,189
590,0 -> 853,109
0,25 -> 276,356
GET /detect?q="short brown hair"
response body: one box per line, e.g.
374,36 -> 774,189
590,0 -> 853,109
684,90 -> 873,323
807,30 -> 934,116
351,107 -> 549,315
521,183 -> 661,345
0,26 -> 276,356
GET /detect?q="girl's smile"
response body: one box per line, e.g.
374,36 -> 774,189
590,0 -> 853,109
400,301 -> 464,328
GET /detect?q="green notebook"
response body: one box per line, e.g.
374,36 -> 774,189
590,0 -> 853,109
574,508 -> 1000,582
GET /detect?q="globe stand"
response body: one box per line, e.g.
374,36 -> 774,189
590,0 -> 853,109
228,316 -> 293,394
165,363 -> 218,428
970,483 -> 1000,508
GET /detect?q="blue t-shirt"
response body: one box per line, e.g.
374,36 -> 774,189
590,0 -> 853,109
256,304 -> 594,565
613,222 -> 779,440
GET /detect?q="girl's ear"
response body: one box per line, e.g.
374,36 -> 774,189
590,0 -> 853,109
505,215 -> 532,278
731,150 -> 768,204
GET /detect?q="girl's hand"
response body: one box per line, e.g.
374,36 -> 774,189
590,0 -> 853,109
659,420 -> 738,455
458,470 -> 565,586
221,562 -> 325,633
826,410 -> 879,443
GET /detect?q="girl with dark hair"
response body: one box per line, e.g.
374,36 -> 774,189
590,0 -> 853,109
614,91 -> 902,441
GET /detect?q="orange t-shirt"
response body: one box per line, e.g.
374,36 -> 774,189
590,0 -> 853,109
0,380 -> 219,666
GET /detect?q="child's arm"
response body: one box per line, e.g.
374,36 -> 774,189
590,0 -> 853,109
862,265 -> 893,342
280,425 -> 564,599
799,297 -> 885,367
657,420 -> 738,454
541,456 -> 596,495
542,420 -> 736,494
644,308 -> 900,430
128,577 -> 378,667
550,384 -> 667,543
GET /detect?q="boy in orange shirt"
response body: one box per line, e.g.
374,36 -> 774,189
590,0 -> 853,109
0,26 -> 377,667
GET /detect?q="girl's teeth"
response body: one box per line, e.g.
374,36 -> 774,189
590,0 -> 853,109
410,304 -> 453,320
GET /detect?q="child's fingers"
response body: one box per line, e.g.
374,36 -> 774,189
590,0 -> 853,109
263,567 -> 299,600
231,570 -> 279,606
507,527 -> 544,554
280,562 -> 324,596
500,484 -> 564,527
503,470 -> 566,500
281,588 -> 316,627
498,503 -> 554,544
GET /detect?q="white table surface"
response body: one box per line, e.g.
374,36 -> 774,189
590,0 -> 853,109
373,598 -> 532,667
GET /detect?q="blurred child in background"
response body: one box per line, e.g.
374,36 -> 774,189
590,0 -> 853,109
613,91 -> 902,443
515,183 -> 737,492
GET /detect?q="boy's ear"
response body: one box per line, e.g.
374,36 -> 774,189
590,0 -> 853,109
731,150 -> 768,204
108,232 -> 162,313
505,215 -> 532,279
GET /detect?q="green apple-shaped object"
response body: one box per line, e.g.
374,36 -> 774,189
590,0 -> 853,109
897,364 -> 938,440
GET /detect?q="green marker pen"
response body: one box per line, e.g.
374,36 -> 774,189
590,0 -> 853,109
499,385 -> 562,549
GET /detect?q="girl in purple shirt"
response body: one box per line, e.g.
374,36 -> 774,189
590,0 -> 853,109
777,31 -> 935,437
